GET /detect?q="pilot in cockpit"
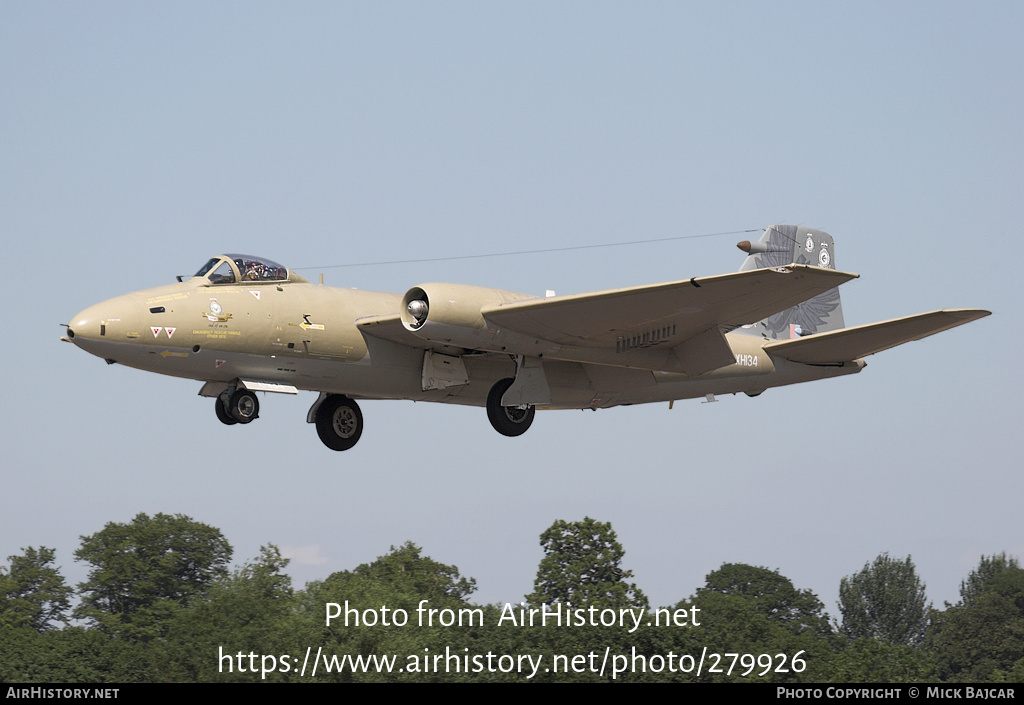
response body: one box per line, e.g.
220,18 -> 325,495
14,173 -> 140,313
196,255 -> 288,283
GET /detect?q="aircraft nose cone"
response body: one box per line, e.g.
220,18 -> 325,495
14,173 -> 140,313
66,294 -> 141,357
68,302 -> 111,343
67,308 -> 92,342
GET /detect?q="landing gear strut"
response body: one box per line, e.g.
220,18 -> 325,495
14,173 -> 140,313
315,395 -> 363,451
486,378 -> 535,437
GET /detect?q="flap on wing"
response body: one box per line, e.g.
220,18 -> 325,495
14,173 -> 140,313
671,326 -> 736,376
764,309 -> 991,363
481,265 -> 858,347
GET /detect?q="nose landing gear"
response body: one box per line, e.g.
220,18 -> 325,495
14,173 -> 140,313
215,389 -> 260,425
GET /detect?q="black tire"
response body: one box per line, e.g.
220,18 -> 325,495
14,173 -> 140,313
228,389 -> 259,424
486,378 -> 535,437
215,396 -> 237,425
315,395 -> 363,451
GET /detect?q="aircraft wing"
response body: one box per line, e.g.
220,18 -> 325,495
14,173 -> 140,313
763,309 -> 991,364
360,265 -> 858,376
357,313 -> 431,348
481,265 -> 858,346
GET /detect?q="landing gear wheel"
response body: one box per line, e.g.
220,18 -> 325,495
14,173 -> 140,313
486,377 -> 535,437
315,395 -> 363,451
215,396 -> 237,425
227,389 -> 259,424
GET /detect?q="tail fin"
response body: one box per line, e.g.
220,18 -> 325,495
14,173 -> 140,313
735,224 -> 845,340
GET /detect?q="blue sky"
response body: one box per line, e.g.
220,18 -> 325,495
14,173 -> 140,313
2,2 -> 1021,619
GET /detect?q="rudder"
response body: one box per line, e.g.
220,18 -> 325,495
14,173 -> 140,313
735,224 -> 845,340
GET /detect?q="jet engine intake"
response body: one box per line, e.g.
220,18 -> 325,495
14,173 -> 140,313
399,283 -> 536,351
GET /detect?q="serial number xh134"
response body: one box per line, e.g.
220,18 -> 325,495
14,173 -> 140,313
64,225 -> 989,451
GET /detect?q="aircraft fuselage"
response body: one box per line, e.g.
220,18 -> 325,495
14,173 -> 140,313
67,271 -> 862,412
77,231 -> 979,451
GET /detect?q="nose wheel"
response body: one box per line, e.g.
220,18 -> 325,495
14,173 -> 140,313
216,389 -> 260,425
215,398 -> 237,425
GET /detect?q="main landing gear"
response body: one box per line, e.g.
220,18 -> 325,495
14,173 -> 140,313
215,389 -> 259,425
212,381 -> 530,450
314,395 -> 363,451
486,377 -> 535,437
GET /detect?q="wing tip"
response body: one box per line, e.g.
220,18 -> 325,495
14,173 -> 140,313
932,308 -> 992,323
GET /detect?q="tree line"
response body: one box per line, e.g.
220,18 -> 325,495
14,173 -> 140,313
1,513 -> 1021,682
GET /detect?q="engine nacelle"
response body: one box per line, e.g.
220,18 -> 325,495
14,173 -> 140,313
400,283 -> 535,351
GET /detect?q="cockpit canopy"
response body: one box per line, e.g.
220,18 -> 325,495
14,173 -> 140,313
194,254 -> 291,284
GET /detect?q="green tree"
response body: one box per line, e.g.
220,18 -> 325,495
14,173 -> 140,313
820,637 -> 938,683
927,560 -> 1024,682
959,553 -> 1020,608
0,626 -> 150,683
699,563 -> 832,636
74,512 -> 232,641
349,540 -> 475,601
303,542 -> 480,682
527,517 -> 647,610
651,565 -> 836,683
0,546 -> 72,632
838,553 -> 929,647
654,589 -> 823,683
158,544 -> 299,682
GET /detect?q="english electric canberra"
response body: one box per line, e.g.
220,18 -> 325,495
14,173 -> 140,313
64,225 -> 989,450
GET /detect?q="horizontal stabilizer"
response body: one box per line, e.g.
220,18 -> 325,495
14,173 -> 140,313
764,309 -> 990,364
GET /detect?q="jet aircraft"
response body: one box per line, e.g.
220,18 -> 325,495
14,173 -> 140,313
64,225 -> 989,451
